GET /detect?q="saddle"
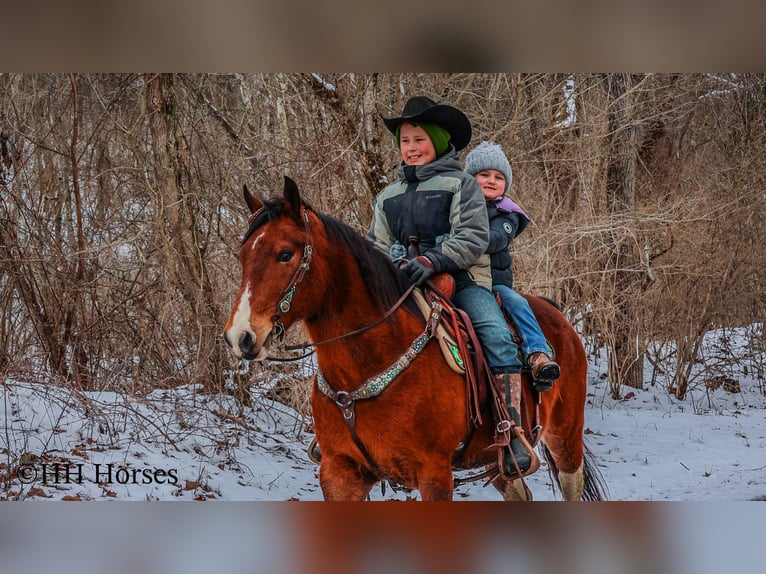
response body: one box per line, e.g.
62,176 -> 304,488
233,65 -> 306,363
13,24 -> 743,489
414,275 -> 486,428
416,274 -> 543,462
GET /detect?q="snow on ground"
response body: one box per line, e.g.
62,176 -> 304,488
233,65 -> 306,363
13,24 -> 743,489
1,327 -> 765,502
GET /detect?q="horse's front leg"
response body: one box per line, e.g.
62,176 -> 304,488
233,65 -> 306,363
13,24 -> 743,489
319,456 -> 377,501
416,463 -> 455,501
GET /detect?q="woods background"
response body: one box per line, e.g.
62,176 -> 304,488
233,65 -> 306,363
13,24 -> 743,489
1,73 -> 764,407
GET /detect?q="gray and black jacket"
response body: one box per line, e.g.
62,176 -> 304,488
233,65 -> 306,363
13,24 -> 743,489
367,146 -> 492,290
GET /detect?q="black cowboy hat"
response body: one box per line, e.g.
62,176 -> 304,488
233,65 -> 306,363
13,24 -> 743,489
382,96 -> 472,151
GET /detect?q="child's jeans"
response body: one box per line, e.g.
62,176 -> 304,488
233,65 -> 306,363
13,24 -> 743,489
493,284 -> 551,364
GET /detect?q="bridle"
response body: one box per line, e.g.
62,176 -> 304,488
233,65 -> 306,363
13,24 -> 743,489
263,204 -> 314,346
246,203 -> 414,360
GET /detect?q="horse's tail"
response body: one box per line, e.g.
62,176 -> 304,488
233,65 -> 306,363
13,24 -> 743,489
580,442 -> 609,501
540,441 -> 609,501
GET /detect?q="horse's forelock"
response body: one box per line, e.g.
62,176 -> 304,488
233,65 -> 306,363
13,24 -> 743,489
241,196 -> 284,245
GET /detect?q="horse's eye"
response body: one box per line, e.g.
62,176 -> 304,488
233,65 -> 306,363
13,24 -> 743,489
277,250 -> 294,263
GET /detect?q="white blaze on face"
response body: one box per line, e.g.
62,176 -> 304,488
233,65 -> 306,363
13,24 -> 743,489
251,231 -> 265,250
226,228 -> 268,358
228,284 -> 254,357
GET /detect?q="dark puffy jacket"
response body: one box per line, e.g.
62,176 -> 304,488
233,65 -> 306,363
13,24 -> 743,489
486,196 -> 530,289
368,146 -> 491,290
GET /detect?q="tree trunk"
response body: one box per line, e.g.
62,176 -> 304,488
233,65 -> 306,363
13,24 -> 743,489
604,73 -> 644,396
145,74 -> 231,396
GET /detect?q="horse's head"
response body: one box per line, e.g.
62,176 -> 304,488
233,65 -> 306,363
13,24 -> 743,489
223,176 -> 316,360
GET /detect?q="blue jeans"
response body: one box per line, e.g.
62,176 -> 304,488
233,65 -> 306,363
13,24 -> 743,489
493,284 -> 551,365
452,283 -> 522,374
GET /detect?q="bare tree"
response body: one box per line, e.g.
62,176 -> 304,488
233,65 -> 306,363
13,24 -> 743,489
0,73 -> 763,408
602,73 -> 644,394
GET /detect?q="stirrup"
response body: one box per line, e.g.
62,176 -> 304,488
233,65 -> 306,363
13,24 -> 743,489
498,427 -> 540,479
307,437 -> 322,464
505,441 -> 531,474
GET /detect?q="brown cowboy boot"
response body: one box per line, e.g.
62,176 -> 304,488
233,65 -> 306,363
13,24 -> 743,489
492,372 -> 536,475
527,352 -> 560,392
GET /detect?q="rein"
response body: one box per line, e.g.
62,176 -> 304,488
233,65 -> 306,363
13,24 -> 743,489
266,284 -> 417,361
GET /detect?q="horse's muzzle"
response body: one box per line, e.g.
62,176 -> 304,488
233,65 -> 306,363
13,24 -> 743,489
223,329 -> 267,361
237,331 -> 253,354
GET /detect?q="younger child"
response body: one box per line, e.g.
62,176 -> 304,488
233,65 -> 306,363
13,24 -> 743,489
464,141 -> 560,390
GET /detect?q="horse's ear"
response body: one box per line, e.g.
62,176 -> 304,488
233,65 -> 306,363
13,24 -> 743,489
243,184 -> 262,214
283,176 -> 302,214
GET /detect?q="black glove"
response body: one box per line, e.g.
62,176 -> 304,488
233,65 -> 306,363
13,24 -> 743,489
403,255 -> 436,286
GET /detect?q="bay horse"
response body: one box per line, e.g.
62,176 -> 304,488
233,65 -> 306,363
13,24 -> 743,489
224,176 -> 606,501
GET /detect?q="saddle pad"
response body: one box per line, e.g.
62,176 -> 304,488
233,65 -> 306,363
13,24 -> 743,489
412,289 -> 466,375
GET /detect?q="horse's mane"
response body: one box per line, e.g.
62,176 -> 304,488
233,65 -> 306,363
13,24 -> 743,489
243,196 -> 417,316
316,212 -> 419,316
538,295 -> 562,311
